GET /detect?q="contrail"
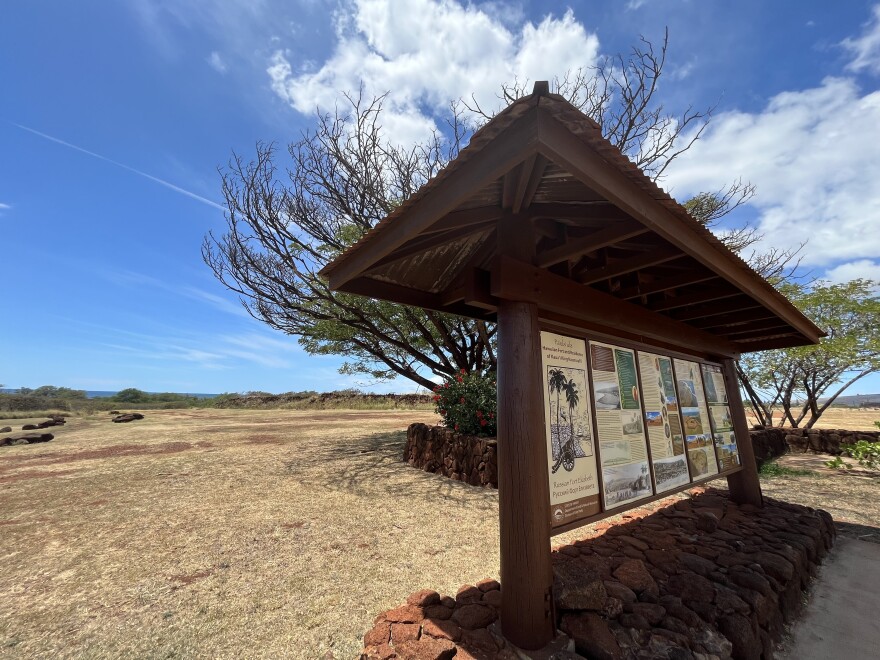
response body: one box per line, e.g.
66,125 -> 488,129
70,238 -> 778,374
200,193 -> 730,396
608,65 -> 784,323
10,122 -> 226,211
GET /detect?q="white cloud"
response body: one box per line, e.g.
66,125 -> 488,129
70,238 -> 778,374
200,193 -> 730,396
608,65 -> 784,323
843,4 -> 880,75
0,202 -> 10,214
823,260 -> 880,284
208,50 -> 228,73
665,75 -> 880,268
267,0 -> 600,145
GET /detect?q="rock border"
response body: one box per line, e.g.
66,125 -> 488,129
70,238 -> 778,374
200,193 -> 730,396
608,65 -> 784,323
361,488 -> 835,660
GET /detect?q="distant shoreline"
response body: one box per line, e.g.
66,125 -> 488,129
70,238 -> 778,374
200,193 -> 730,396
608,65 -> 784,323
0,389 -> 219,400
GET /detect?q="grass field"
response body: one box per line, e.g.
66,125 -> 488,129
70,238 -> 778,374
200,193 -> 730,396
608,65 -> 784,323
1,408 -> 878,658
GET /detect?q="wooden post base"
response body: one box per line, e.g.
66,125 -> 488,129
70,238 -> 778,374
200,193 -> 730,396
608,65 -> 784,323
722,358 -> 763,507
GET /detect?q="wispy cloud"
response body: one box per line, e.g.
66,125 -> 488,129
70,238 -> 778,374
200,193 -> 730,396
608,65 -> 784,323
0,202 -> 10,214
9,122 -> 225,211
843,4 -> 880,75
208,51 -> 228,73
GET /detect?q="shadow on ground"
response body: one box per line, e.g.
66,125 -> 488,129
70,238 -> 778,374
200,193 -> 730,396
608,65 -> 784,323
283,430 -> 498,511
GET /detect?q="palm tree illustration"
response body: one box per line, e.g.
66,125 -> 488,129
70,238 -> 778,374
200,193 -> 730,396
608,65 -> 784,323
548,368 -> 567,431
562,380 -> 580,471
548,368 -> 568,473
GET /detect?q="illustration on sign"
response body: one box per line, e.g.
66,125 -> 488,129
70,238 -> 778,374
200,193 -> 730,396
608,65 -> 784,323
590,342 -> 653,508
702,363 -> 741,471
638,352 -> 691,493
673,359 -> 720,479
541,332 -> 601,527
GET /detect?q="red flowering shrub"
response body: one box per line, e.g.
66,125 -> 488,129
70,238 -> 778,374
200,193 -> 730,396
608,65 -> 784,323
433,370 -> 497,436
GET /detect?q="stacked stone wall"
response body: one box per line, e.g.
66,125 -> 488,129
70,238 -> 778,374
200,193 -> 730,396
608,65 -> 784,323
404,423 -> 497,488
406,423 -> 880,478
361,489 -> 835,659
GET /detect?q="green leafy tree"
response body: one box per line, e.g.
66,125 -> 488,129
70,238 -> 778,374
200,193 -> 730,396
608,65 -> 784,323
205,32 -> 773,389
738,279 -> 880,428
28,385 -> 87,399
113,388 -> 150,404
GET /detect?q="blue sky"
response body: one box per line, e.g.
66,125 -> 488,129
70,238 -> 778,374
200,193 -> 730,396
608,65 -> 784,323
2,1 -> 879,395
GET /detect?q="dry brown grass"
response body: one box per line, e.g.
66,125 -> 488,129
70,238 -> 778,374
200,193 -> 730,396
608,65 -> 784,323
1,408 -> 877,658
746,406 -> 880,431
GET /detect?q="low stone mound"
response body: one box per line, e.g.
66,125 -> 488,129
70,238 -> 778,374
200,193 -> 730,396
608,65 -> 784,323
112,413 -> 144,423
405,423 -> 497,488
361,489 -> 835,660
1,433 -> 54,447
21,424 -> 38,430
0,426 -> 11,434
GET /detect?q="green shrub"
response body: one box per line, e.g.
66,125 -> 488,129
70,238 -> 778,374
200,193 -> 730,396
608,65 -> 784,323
758,460 -> 815,477
825,456 -> 852,470
433,370 -> 496,436
841,440 -> 880,470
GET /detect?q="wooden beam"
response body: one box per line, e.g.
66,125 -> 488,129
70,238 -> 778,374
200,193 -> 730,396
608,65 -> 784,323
535,220 -> 649,268
576,247 -> 683,285
491,256 -> 740,357
671,298 -> 763,322
615,272 -> 720,300
648,287 -> 742,312
324,108 -> 539,289
732,335 -> 815,351
721,321 -> 793,337
339,277 -> 492,321
526,202 -> 629,221
690,308 -> 779,330
513,154 -> 548,212
501,162 -> 523,210
535,108 -> 824,345
723,327 -> 794,341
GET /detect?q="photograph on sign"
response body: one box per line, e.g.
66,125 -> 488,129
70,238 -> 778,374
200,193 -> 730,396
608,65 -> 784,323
638,352 -> 690,493
702,363 -> 741,471
540,331 -> 601,527
590,342 -> 652,508
673,359 -> 719,479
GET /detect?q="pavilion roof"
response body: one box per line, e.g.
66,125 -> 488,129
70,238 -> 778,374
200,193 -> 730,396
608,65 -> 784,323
320,83 -> 823,357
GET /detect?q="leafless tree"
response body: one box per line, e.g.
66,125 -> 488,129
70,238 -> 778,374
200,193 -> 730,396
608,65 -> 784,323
204,34 -> 792,389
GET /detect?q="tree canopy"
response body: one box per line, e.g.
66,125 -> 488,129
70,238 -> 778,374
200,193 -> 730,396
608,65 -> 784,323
738,279 -> 880,428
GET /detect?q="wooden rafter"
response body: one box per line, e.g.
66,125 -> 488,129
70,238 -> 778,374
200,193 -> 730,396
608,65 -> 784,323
724,325 -> 793,340
615,272 -> 720,300
648,287 -> 742,312
535,220 -> 649,268
690,309 -> 779,330
576,247 -> 683,285
512,154 -> 548,213
671,298 -> 763,322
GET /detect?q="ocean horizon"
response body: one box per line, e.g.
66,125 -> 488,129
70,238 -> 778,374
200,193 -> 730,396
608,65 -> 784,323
0,389 -> 219,399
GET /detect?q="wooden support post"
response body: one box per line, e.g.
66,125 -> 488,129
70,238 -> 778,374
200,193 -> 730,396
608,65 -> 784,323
497,299 -> 555,650
721,358 -> 764,507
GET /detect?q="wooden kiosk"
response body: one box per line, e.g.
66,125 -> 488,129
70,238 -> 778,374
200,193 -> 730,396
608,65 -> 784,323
320,82 -> 823,651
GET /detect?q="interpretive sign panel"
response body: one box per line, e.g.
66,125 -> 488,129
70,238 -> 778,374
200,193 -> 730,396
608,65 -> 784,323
673,358 -> 719,479
540,331 -> 601,527
638,352 -> 691,493
590,341 -> 653,509
702,363 -> 740,471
